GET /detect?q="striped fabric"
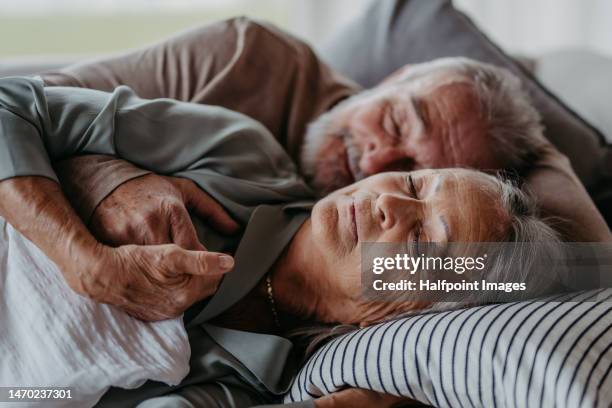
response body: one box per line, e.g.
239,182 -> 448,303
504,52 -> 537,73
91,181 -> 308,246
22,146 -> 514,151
284,290 -> 612,407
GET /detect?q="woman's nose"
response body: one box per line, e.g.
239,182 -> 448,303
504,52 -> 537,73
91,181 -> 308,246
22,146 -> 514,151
376,193 -> 421,230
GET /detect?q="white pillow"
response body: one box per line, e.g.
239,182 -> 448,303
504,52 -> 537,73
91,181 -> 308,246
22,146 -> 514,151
285,290 -> 612,407
0,219 -> 191,407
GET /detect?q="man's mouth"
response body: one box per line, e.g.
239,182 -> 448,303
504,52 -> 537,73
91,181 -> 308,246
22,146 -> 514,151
343,134 -> 362,182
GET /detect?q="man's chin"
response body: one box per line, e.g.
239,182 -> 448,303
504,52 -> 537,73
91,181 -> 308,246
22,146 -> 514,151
301,113 -> 357,195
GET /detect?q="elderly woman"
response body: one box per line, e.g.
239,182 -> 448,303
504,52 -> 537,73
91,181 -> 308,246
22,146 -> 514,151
0,77 -> 561,407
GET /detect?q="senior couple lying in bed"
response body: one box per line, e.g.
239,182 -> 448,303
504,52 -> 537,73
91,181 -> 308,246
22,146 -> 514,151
0,18 -> 610,408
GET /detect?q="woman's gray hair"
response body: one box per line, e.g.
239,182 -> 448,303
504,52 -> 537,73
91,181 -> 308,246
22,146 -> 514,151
469,174 -> 567,303
402,174 -> 567,308
292,174 -> 568,357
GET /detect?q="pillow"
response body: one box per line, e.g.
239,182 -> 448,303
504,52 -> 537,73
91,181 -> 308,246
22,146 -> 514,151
319,0 -> 612,209
284,290 -> 612,407
0,219 -> 190,407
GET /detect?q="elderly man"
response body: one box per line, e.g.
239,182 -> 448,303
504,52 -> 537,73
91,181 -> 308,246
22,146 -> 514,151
4,17 -> 610,321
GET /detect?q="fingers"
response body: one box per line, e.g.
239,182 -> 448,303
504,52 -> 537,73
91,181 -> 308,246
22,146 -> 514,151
191,250 -> 235,276
110,244 -> 235,321
169,204 -> 207,251
161,246 -> 235,309
178,179 -> 240,234
91,201 -> 174,247
162,245 -> 234,277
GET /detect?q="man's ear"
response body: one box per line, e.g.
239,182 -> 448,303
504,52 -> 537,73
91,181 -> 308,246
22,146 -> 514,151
379,64 -> 414,85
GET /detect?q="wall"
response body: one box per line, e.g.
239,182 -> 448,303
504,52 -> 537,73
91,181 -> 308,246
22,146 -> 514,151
455,0 -> 612,57
288,0 -> 373,49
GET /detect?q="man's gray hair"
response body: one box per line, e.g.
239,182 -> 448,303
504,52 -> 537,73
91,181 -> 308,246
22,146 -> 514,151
395,57 -> 547,171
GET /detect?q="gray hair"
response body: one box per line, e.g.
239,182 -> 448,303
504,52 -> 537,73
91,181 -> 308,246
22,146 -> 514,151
394,57 -> 547,171
291,174 -> 567,357
468,174 -> 567,303
299,57 -> 546,195
398,174 -> 567,307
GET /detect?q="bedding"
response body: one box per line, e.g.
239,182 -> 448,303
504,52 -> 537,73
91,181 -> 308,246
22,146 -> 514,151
285,290 -> 612,407
0,218 -> 190,407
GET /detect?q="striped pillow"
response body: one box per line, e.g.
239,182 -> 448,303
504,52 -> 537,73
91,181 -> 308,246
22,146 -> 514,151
284,290 -> 612,407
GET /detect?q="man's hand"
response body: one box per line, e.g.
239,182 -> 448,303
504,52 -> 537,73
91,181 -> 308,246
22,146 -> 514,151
0,176 -> 236,322
89,243 -> 234,321
91,174 -> 239,249
84,174 -> 241,320
314,388 -> 414,408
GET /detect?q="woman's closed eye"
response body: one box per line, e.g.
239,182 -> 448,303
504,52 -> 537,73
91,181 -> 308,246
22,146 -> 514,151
408,175 -> 418,198
408,175 -> 422,246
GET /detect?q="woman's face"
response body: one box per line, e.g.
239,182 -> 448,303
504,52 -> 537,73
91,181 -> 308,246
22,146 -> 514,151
306,168 -> 510,324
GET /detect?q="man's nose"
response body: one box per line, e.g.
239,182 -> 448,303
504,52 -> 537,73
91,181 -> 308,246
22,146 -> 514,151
359,137 -> 408,176
376,193 -> 421,230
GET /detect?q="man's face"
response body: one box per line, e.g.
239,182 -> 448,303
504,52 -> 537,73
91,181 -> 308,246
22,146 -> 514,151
301,69 -> 500,195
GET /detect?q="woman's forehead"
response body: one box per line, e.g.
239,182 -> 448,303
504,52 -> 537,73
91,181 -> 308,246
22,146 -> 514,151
360,168 -> 498,197
418,168 -> 494,184
436,173 -> 506,242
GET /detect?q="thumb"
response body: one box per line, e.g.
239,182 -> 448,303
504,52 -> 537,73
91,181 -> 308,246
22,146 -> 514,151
181,180 -> 240,234
167,247 -> 234,277
190,251 -> 235,276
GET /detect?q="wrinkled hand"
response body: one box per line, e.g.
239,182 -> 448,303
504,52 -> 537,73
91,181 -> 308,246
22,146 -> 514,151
314,388 -> 413,408
86,173 -> 240,320
0,176 -> 235,321
88,243 -> 235,321
91,173 -> 239,249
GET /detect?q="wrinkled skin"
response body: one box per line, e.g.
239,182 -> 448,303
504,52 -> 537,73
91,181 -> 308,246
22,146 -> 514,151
273,169 -> 509,327
301,68 -> 499,195
86,174 -> 241,320
0,176 -> 236,321
91,174 -> 239,248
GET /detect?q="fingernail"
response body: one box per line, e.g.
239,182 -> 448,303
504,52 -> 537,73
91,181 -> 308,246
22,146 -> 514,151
219,255 -> 234,270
